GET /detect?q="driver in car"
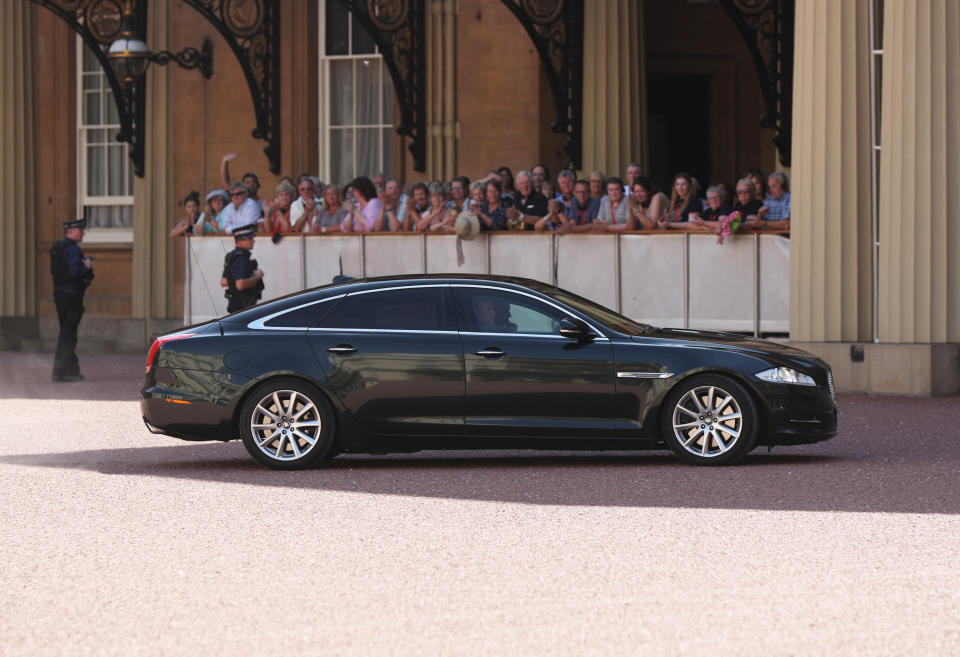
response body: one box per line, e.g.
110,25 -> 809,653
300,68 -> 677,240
475,297 -> 517,333
475,298 -> 499,331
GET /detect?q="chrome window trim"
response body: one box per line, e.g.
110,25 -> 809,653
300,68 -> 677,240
465,331 -> 574,340
247,294 -> 346,330
617,371 -> 674,379
348,283 -> 449,295
306,327 -> 457,335
249,281 -> 610,338
452,283 -> 609,340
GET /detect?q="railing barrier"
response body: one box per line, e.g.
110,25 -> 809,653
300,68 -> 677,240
185,232 -> 790,335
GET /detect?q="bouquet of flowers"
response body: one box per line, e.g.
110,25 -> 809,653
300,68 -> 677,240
717,210 -> 742,245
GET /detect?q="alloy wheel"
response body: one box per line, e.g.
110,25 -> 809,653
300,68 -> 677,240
249,389 -> 322,462
671,385 -> 743,458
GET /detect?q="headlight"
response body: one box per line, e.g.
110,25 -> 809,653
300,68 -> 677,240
756,367 -> 816,386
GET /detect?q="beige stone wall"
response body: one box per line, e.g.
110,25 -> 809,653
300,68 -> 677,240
0,1 -> 37,316
132,0 -> 174,320
790,0 -> 873,342
582,0 -> 645,179
455,0 -> 543,180
877,0 -> 960,343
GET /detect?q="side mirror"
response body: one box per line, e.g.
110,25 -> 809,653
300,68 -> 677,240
558,317 -> 593,342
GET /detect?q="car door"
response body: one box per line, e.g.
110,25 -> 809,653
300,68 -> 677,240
307,284 -> 465,436
452,285 -> 616,437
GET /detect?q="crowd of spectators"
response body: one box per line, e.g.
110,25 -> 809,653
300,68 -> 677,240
170,151 -> 790,242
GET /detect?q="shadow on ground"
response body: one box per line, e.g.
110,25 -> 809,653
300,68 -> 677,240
1,352 -> 143,401
4,352 -> 959,514
4,395 -> 959,514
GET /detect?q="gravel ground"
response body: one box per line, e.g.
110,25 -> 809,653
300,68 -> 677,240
1,351 -> 958,656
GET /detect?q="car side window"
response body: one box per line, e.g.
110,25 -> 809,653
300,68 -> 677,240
262,297 -> 341,328
453,287 -> 567,335
331,287 -> 452,331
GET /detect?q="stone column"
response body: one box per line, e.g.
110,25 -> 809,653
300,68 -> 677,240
0,1 -> 37,316
581,0 -> 645,177
877,0 -> 960,343
132,0 -> 175,321
426,0 -> 458,180
789,0 -> 873,342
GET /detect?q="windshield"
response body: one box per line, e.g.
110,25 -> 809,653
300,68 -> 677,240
542,287 -> 654,336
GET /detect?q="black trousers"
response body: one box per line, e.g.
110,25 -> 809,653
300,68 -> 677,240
227,294 -> 257,313
53,291 -> 84,377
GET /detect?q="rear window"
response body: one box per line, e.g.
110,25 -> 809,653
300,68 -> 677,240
331,287 -> 452,331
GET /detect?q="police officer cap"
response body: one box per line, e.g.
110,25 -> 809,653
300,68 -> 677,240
62,218 -> 87,230
233,223 -> 258,239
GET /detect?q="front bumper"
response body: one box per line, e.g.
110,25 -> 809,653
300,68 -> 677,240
755,376 -> 838,446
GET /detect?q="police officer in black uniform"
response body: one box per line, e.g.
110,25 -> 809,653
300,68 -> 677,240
221,222 -> 264,312
50,218 -> 94,382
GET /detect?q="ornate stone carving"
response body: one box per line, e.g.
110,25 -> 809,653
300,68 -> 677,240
29,0 -> 281,175
86,0 -> 124,42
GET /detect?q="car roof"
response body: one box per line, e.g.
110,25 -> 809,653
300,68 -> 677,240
333,273 -> 553,292
219,274 -> 555,324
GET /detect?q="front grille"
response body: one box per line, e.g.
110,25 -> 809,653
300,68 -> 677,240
827,370 -> 836,400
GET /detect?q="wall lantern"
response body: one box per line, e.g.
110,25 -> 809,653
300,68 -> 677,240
106,0 -> 213,85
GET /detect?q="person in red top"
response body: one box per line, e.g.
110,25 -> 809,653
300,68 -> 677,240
263,181 -> 295,234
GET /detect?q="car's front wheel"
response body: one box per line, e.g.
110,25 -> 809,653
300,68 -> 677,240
661,374 -> 758,465
239,378 -> 337,470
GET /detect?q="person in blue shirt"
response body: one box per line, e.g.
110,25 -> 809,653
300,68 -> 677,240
50,218 -> 94,382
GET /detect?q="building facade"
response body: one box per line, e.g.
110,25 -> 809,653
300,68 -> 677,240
1,0 -> 957,394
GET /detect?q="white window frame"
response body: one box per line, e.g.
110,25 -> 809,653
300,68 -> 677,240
317,0 -> 395,184
76,36 -> 133,243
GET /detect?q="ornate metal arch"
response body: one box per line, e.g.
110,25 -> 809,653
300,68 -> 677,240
26,0 -> 145,174
334,0 -> 427,172
498,0 -> 584,169
181,0 -> 281,173
27,0 -> 281,176
718,0 -> 795,166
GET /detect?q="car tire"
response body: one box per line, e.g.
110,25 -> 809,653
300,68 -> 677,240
660,373 -> 758,466
239,378 -> 338,470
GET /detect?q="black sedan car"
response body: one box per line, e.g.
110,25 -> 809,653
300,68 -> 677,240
141,275 -> 837,469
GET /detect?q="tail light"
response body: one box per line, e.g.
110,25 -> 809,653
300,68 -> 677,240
145,333 -> 195,373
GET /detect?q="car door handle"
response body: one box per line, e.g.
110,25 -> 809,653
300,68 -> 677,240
474,348 -> 506,359
327,344 -> 357,354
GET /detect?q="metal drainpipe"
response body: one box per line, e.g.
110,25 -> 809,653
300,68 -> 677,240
868,0 -> 880,343
682,233 -> 689,329
443,0 -> 456,180
185,237 -> 192,325
753,233 -> 761,338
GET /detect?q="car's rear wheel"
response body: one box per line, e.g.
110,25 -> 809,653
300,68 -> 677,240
239,378 -> 337,470
661,374 -> 758,465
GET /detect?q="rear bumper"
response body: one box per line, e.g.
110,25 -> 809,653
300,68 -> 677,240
140,392 -> 234,442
